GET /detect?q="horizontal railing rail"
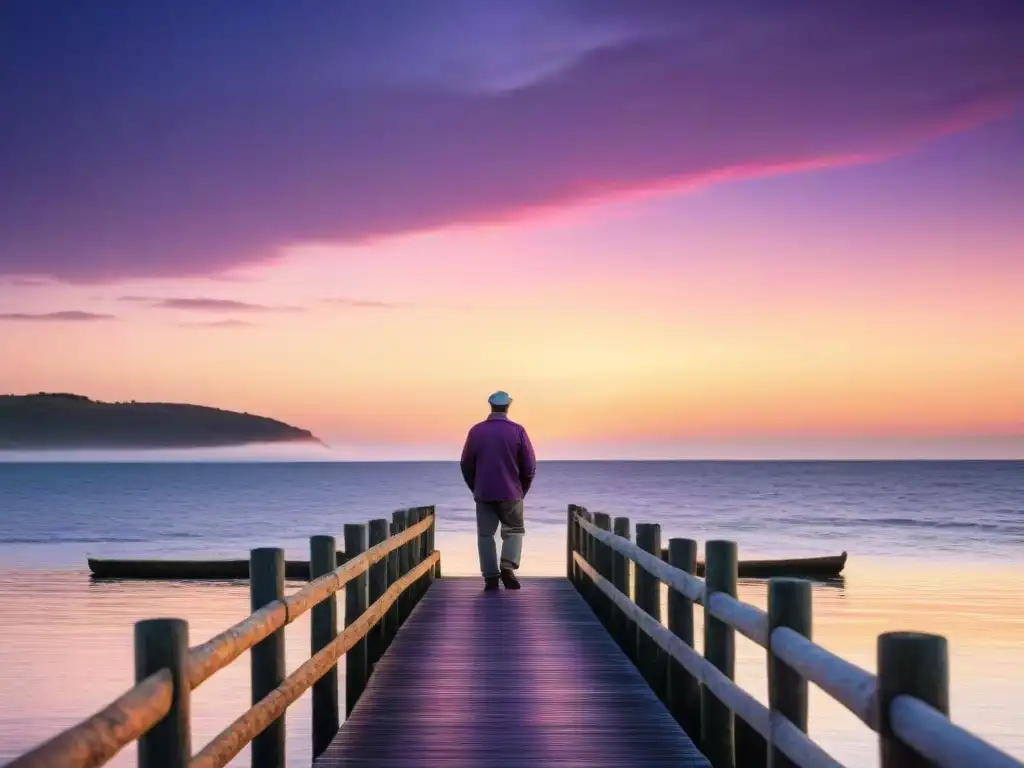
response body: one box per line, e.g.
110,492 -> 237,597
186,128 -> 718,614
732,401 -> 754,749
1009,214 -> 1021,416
7,505 -> 440,768
568,504 -> 1021,768
191,551 -> 439,768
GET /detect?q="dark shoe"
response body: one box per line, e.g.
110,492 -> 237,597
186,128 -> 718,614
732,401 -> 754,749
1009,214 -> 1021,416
484,576 -> 500,591
500,569 -> 521,589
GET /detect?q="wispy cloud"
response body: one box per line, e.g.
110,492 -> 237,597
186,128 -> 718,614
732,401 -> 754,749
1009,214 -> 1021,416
2,3 -> 1022,281
120,296 -> 301,313
0,310 -> 116,322
5,278 -> 50,287
177,318 -> 255,328
322,297 -> 411,309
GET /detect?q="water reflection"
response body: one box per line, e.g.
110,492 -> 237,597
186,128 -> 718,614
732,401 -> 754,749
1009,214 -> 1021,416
687,559 -> 1024,767
1,535 -> 1022,767
0,573 -> 315,766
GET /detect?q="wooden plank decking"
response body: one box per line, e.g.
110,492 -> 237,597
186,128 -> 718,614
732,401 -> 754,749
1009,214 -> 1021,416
316,577 -> 709,767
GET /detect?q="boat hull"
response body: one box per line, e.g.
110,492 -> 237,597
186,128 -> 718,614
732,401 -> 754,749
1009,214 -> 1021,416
659,550 -> 847,579
88,552 -> 348,580
88,551 -> 845,580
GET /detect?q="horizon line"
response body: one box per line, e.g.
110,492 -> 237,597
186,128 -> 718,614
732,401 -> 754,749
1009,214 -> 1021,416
0,457 -> 1021,465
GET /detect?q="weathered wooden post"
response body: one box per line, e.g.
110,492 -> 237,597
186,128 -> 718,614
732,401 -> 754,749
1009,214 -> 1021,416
573,504 -> 585,587
593,512 -> 613,629
577,505 -> 587,587
399,507 -> 415,622
612,516 -> 634,658
418,507 -> 432,594
250,547 -> 286,768
310,535 -> 339,758
702,540 -> 737,768
431,507 -> 443,579
573,506 -> 586,595
405,507 -> 418,602
878,632 -> 949,768
579,508 -> 594,606
367,520 -> 390,671
135,618 -> 190,768
427,505 -> 441,578
667,538 -> 701,740
408,507 -> 424,604
635,523 -> 665,701
566,504 -> 577,581
386,512 -> 403,643
767,578 -> 812,768
344,524 -> 368,716
392,509 -> 410,625
416,506 -> 428,596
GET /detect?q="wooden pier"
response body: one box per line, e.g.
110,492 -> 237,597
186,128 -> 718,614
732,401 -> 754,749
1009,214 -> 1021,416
316,577 -> 707,767
6,503 -> 1023,768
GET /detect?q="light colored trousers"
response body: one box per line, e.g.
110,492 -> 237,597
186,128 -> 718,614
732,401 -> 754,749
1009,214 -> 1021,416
476,500 -> 525,577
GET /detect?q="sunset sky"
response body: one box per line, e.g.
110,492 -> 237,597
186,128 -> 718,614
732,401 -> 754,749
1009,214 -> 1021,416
1,2 -> 1022,459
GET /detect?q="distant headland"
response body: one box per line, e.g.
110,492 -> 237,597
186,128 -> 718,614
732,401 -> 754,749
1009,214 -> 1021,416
0,393 -> 324,450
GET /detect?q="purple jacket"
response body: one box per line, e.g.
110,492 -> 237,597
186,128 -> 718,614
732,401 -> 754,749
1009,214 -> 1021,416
460,413 -> 537,502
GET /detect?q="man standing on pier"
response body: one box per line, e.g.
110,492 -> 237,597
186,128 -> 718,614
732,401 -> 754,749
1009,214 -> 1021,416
460,390 -> 537,590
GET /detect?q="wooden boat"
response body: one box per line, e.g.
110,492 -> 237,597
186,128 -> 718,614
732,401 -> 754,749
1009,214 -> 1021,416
88,551 -> 348,580
722,552 -> 845,579
659,549 -> 847,579
89,550 -> 845,580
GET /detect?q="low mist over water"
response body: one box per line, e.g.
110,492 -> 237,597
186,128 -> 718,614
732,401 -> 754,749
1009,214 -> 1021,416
1,434 -> 1021,463
0,442 -> 342,463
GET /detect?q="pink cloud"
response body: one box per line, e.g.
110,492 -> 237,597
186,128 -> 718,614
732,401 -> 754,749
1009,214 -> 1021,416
321,297 -> 411,309
177,318 -> 255,328
0,311 -> 116,322
121,297 -> 301,313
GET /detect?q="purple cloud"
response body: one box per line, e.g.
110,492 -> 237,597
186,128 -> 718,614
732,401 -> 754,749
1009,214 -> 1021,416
121,297 -> 300,313
1,2 -> 1022,281
0,311 -> 116,322
322,297 -> 410,309
177,318 -> 255,328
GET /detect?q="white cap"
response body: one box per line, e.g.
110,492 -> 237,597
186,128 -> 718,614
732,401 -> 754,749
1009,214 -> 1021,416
487,390 -> 512,406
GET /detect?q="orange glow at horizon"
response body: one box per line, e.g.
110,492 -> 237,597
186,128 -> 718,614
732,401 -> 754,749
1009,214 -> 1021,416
1,149 -> 1022,458
2,258 -> 1020,453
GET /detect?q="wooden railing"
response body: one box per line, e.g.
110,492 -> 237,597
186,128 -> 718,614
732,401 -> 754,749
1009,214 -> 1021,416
8,506 -> 440,768
567,504 -> 1022,768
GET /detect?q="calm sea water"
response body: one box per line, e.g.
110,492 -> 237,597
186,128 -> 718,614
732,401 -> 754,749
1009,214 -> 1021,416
0,460 -> 1022,766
